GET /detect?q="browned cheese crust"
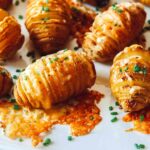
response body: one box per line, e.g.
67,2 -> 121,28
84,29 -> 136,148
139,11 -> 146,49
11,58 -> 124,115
82,2 -> 146,62
0,0 -> 12,9
14,50 -> 96,110
110,44 -> 150,112
0,9 -> 24,60
25,0 -> 71,55
0,66 -> 13,97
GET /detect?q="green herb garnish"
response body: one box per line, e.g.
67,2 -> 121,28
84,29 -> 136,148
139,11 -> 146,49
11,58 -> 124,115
68,136 -> 73,141
139,115 -> 145,122
133,65 -> 141,72
111,112 -> 118,115
109,106 -> 113,111
15,0 -> 19,6
19,138 -> 23,142
13,104 -> 20,110
111,117 -> 118,122
13,75 -> 18,80
43,138 -> 52,146
115,102 -> 119,106
18,15 -> 23,20
135,143 -> 145,149
112,4 -> 123,13
42,6 -> 50,12
9,98 -> 16,103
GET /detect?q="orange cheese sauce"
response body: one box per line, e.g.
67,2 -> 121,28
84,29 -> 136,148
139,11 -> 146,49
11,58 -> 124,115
0,90 -> 103,146
123,106 -> 150,134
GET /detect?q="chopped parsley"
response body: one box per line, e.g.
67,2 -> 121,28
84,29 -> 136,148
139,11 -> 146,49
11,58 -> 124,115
42,6 -> 50,12
74,46 -> 79,51
115,101 -> 119,106
19,138 -> 23,142
133,65 -> 147,75
16,69 -> 22,73
112,4 -> 123,13
111,117 -> 118,123
13,104 -> 20,110
109,106 -> 113,111
133,65 -> 141,72
15,0 -> 19,6
18,15 -> 23,20
119,68 -> 123,73
111,112 -> 118,115
68,136 -> 73,141
135,143 -> 145,149
9,98 -> 16,103
43,138 -> 52,146
139,115 -> 145,122
13,75 -> 18,80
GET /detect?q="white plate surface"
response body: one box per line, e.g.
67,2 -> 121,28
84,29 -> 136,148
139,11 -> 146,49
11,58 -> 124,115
0,0 -> 150,150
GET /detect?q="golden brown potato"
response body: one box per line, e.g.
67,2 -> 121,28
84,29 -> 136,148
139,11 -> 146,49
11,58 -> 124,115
80,0 -> 110,7
14,50 -> 96,109
82,2 -> 146,62
110,44 -> 150,112
25,0 -> 71,55
0,66 -> 13,97
66,0 -> 96,46
139,0 -> 150,6
0,0 -> 12,9
0,9 -> 24,60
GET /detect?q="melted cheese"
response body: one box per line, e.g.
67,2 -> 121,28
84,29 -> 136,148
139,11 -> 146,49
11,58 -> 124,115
0,90 -> 103,146
123,107 -> 150,134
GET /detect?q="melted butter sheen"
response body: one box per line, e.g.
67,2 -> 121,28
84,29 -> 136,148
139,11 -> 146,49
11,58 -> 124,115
123,107 -> 150,134
0,90 -> 103,146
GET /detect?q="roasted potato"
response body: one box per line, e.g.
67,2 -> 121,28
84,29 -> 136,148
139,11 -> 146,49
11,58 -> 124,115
110,44 -> 150,112
0,66 -> 13,97
25,0 -> 71,55
82,2 -> 146,62
81,0 -> 110,7
139,0 -> 150,6
14,50 -> 96,110
0,9 -> 24,60
66,0 -> 96,46
0,0 -> 12,9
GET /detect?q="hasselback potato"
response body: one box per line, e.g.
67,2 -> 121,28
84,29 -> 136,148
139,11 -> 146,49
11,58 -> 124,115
0,9 -> 24,60
81,0 -> 110,7
110,44 -> 150,112
14,50 -> 96,109
139,0 -> 150,6
82,2 -> 146,62
25,0 -> 71,55
0,66 -> 13,97
0,0 -> 12,9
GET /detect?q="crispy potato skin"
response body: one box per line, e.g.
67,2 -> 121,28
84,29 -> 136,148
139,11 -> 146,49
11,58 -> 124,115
0,0 -> 12,9
0,66 -> 13,97
110,44 -> 150,112
81,0 -> 110,7
0,9 -> 24,60
82,2 -> 146,62
14,50 -> 96,110
25,0 -> 71,55
139,0 -> 150,6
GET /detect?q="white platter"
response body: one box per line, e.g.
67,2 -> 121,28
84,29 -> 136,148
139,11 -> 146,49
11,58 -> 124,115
0,0 -> 150,150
